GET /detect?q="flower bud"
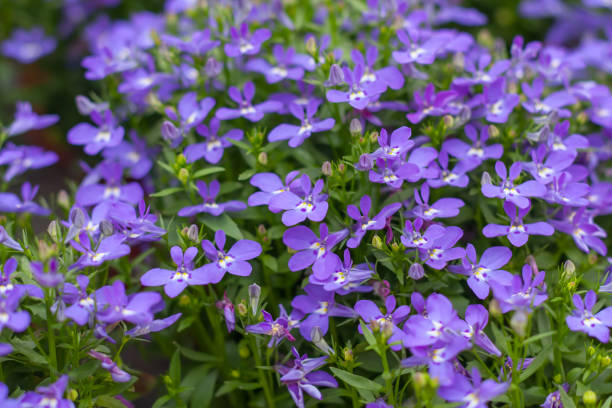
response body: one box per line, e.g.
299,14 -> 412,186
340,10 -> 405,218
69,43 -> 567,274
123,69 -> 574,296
563,260 -> 575,276
178,168 -> 189,185
525,255 -> 539,275
413,372 -> 428,388
481,171 -> 492,186
390,242 -> 400,252
371,235 -> 383,250
237,302 -> 248,317
553,374 -> 562,384
257,224 -> 267,236
311,327 -> 334,355
205,57 -> 222,77
489,299 -> 502,318
601,355 -> 611,368
325,64 -> 344,86
187,224 -> 199,242
238,342 -> 250,358
488,125 -> 500,138
178,294 -> 191,307
369,131 -> 379,143
510,310 -> 528,338
583,390 -> 597,406
357,153 -> 373,171
588,345 -> 596,357
75,95 -> 108,116
57,190 -> 71,210
249,283 -> 261,315
321,161 -> 332,176
47,221 -> 60,242
577,111 -> 588,125
337,163 -> 346,174
161,121 -> 181,146
305,36 -> 317,56
408,263 -> 425,280
349,118 -> 363,136
100,220 -> 114,236
443,115 -> 454,128
67,389 -> 78,401
342,347 -> 353,362
257,152 -> 268,165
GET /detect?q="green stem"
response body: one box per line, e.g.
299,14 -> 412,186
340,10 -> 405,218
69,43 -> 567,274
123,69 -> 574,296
379,343 -> 395,406
249,336 -> 275,408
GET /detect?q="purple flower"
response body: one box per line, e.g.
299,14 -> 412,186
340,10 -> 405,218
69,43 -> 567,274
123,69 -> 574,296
0,383 -> 18,407
216,293 -> 235,333
224,23 -> 271,58
0,227 -> 22,252
482,161 -> 546,208
550,208 -> 607,256
326,66 -> 386,110
547,120 -> 589,155
483,201 -> 554,247
438,367 -> 509,408
292,284 -> 355,340
347,195 -> 401,248
392,29 -> 443,65
309,249 -> 373,294
0,143 -> 58,181
70,232 -> 131,270
369,127 -> 414,161
95,280 -> 162,325
403,293 -> 464,347
410,184 -> 464,221
0,182 -> 50,216
0,291 -> 30,333
566,290 -> 612,343
75,162 -> 143,208
248,171 -> 301,210
407,83 -> 458,124
443,124 -> 503,171
449,244 -> 514,299
141,246 -> 210,297
268,101 -> 335,147
165,92 -> 215,134
246,44 -> 314,83
355,295 -> 410,350
368,157 -> 419,189
1,27 -> 56,64
161,28 -> 219,55
68,110 -> 124,155
418,226 -> 465,270
18,375 -> 74,408
178,180 -> 246,217
268,174 -> 329,226
283,224 -> 348,279
427,151 -> 470,188
521,76 -> 575,117
491,264 -> 548,313
125,312 -> 182,337
31,258 -> 64,288
475,78 -> 520,123
453,53 -> 511,86
276,347 -> 337,408
461,304 -> 501,356
1,258 -> 42,299
200,230 -> 262,284
245,309 -> 296,347
102,132 -> 155,179
216,82 -> 281,122
523,145 -> 575,185
184,118 -> 243,164
62,275 -> 95,325
544,172 -> 591,207
401,218 -> 445,249
88,350 -> 131,383
6,101 -> 59,136
366,400 -> 392,408
401,336 -> 470,385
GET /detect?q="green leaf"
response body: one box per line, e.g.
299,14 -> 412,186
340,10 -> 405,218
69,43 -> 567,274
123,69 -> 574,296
329,367 -> 383,392
191,370 -> 218,408
192,166 -> 225,179
238,169 -> 257,181
519,349 -> 549,383
95,395 -> 127,408
359,321 -> 376,347
179,346 -> 221,363
69,360 -> 98,381
200,213 -> 243,239
152,395 -> 172,408
601,395 -> 612,408
559,386 -> 576,408
156,160 -> 175,175
215,380 -> 261,397
169,349 -> 181,384
177,315 -> 195,332
150,187 -> 183,197
523,330 -> 556,346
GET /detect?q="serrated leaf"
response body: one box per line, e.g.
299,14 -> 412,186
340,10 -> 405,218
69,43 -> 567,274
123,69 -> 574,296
150,187 -> 183,197
192,166 -> 225,179
329,367 -> 383,392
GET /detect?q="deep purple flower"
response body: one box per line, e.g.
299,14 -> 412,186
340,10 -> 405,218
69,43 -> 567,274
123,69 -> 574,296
418,226 -> 465,270
482,161 -> 546,208
0,143 -> 58,181
200,230 -> 262,284
309,249 -> 373,294
68,110 -> 124,155
70,232 -> 131,270
141,246 -> 210,297
276,348 -> 337,408
407,83 -> 458,124
566,290 -> 612,343
352,46 -> 404,91
216,82 -> 282,122
0,227 -> 22,252
18,375 -> 74,408
6,101 -> 59,136
245,309 -> 296,347
427,151 -> 470,188
401,218 -> 445,250
521,76 -> 575,117
410,183 -> 464,221
326,66 -> 386,110
283,224 -> 348,279
111,200 -> 167,243
449,244 -> 514,299
248,171 -> 301,210
491,264 -> 548,313
443,124 -> 503,171
184,118 -> 243,164
402,293 -> 465,347
0,182 -> 50,216
247,44 -> 314,83
347,195 -> 401,248
355,295 -> 410,350
165,92 -> 215,134
483,201 -> 554,247
1,27 -> 56,64
523,145 -> 575,185
1,258 -> 42,299
268,174 -> 329,226
292,284 -> 355,340
89,350 -> 131,382
438,367 -> 509,408
224,23 -> 271,58
62,275 -> 95,325
125,312 -> 182,337
216,293 -> 235,333
0,291 -> 30,333
95,280 -> 162,325
178,180 -> 246,217
479,78 -> 520,123
369,127 -> 414,161
268,101 -> 335,147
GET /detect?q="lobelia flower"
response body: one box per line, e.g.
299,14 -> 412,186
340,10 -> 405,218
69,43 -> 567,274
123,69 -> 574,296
566,290 -> 612,343
453,52 -> 511,86
5,101 -> 59,137
426,150 -> 470,188
481,161 -> 546,208
346,195 -> 401,248
178,180 -> 246,217
67,110 -> 125,155
126,312 -> 182,337
248,170 -> 301,210
368,126 -> 414,161
547,120 -> 589,155
109,200 -> 167,243
245,309 -> 296,347
283,224 -> 348,279
1,258 -> 43,299
0,382 -> 18,407
224,23 -> 271,58
326,65 -> 386,110
523,144 -> 576,185
508,35 -> 541,81
491,264 -> 548,313
309,249 -> 373,294
450,244 -> 514,300
0,182 -> 50,216
268,101 -> 335,147
392,28 -> 444,65
1,27 -> 56,64
246,44 -> 314,83
268,174 -> 329,226
102,132 -> 155,179
276,347 -> 338,408
483,201 -> 554,247
0,290 -> 30,333
31,258 -> 64,288
366,400 -> 392,408
443,124 -> 503,171
215,81 -> 282,122
70,232 -> 131,270
0,143 -> 58,181
140,246 -> 210,297
0,226 -> 22,252
355,295 -> 410,350
401,218 -> 446,250
352,46 -> 405,92
368,157 -> 419,189
62,275 -> 96,325
88,350 -> 131,383
438,367 -> 509,408
75,95 -> 110,116
521,76 -> 575,118
200,230 -> 262,284
161,28 -> 219,55
18,375 -> 74,408
544,172 -> 591,207
541,384 -> 569,408
410,183 -> 464,221
292,284 -> 355,340
184,118 -> 244,164
165,92 -> 215,135
550,208 -> 607,256
95,280 -> 162,325
460,304 -> 501,356
216,293 -> 235,333
418,226 -> 466,270
76,162 -> 143,208
406,83 -> 458,124
473,78 -> 520,123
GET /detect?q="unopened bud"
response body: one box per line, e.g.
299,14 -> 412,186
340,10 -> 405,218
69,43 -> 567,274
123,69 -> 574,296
488,125 -> 500,138
577,111 -> 588,125
525,255 -> 539,275
238,342 -> 250,358
187,224 -> 199,241
321,161 -> 332,176
342,347 -> 353,362
371,235 -> 383,250
100,220 -> 114,236
583,390 -> 597,406
249,283 -> 261,315
563,260 -> 575,278
311,327 -> 334,355
481,171 -> 492,186
443,115 -> 454,128
161,121 -> 181,147
305,36 -> 317,56
75,95 -> 108,116
413,372 -> 428,388
601,355 -> 611,368
357,154 -> 373,171
257,224 -> 267,236
349,118 -> 363,136
178,294 -> 191,307
178,168 -> 189,185
205,57 -> 222,77
325,64 -> 344,86
67,389 -> 78,401
370,131 -> 379,143
47,221 -> 60,242
176,154 -> 187,167
237,302 -> 248,317
257,152 -> 268,165
588,252 -> 598,265
588,345 -> 596,357
337,163 -> 346,174
408,263 -> 425,280
489,299 -> 502,318
510,310 -> 528,338
57,190 -> 71,210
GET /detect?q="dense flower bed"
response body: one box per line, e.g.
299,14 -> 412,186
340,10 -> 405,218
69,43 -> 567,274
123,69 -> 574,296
1,0 -> 612,407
